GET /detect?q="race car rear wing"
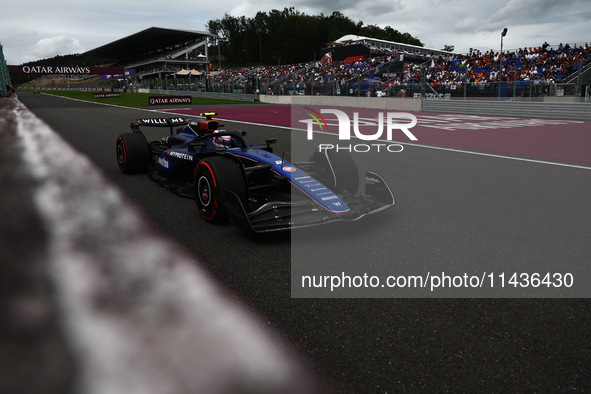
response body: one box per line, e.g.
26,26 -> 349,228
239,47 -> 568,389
130,117 -> 191,135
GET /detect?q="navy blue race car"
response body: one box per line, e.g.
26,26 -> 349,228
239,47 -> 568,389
116,113 -> 395,233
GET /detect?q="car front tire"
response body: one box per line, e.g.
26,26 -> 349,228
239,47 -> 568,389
193,156 -> 247,223
310,149 -> 359,195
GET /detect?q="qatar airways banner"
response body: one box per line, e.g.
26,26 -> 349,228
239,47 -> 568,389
92,92 -> 120,99
8,65 -> 125,75
148,96 -> 192,105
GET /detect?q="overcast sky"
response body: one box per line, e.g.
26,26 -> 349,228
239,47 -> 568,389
2,0 -> 590,65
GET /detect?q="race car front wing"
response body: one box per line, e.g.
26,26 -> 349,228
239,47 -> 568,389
224,171 -> 395,233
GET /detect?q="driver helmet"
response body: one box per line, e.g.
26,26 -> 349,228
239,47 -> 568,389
212,130 -> 232,148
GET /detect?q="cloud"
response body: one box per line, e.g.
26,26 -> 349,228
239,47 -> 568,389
449,0 -> 589,34
1,0 -> 590,64
31,36 -> 85,59
489,0 -> 572,22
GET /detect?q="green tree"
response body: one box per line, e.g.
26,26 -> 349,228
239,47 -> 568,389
326,11 -> 361,42
206,9 -> 425,67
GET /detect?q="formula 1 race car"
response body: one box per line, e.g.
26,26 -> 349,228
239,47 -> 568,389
116,113 -> 395,233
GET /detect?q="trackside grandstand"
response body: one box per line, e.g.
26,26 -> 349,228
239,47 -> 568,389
19,27 -> 218,92
16,28 -> 591,102
150,39 -> 591,101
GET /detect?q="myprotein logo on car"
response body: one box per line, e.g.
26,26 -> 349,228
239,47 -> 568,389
302,107 -> 417,153
167,151 -> 194,161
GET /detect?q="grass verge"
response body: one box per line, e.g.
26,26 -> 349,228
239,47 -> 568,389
33,90 -> 256,107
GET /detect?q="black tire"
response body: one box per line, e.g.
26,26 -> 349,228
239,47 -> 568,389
309,149 -> 359,195
116,133 -> 150,174
193,156 -> 248,223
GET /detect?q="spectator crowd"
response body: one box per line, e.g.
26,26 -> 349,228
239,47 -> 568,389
22,40 -> 591,96
208,41 -> 590,95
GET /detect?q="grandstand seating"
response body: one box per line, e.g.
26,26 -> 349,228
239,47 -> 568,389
20,38 -> 591,98
203,41 -> 590,97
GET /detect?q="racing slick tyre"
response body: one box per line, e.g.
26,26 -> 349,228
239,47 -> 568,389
116,133 -> 150,174
310,149 -> 359,195
193,156 -> 248,224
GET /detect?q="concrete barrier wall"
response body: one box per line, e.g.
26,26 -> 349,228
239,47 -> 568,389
260,94 -> 423,111
0,96 -> 324,394
134,89 -> 587,120
140,88 -> 255,102
137,88 -> 424,110
259,94 -> 591,120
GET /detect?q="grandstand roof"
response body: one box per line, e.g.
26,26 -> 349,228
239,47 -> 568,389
334,34 -> 454,56
82,27 -> 217,61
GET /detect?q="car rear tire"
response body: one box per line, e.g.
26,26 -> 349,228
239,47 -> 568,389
116,133 -> 150,174
194,156 -> 248,223
309,149 -> 359,195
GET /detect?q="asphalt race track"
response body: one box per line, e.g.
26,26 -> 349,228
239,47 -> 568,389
19,92 -> 591,392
